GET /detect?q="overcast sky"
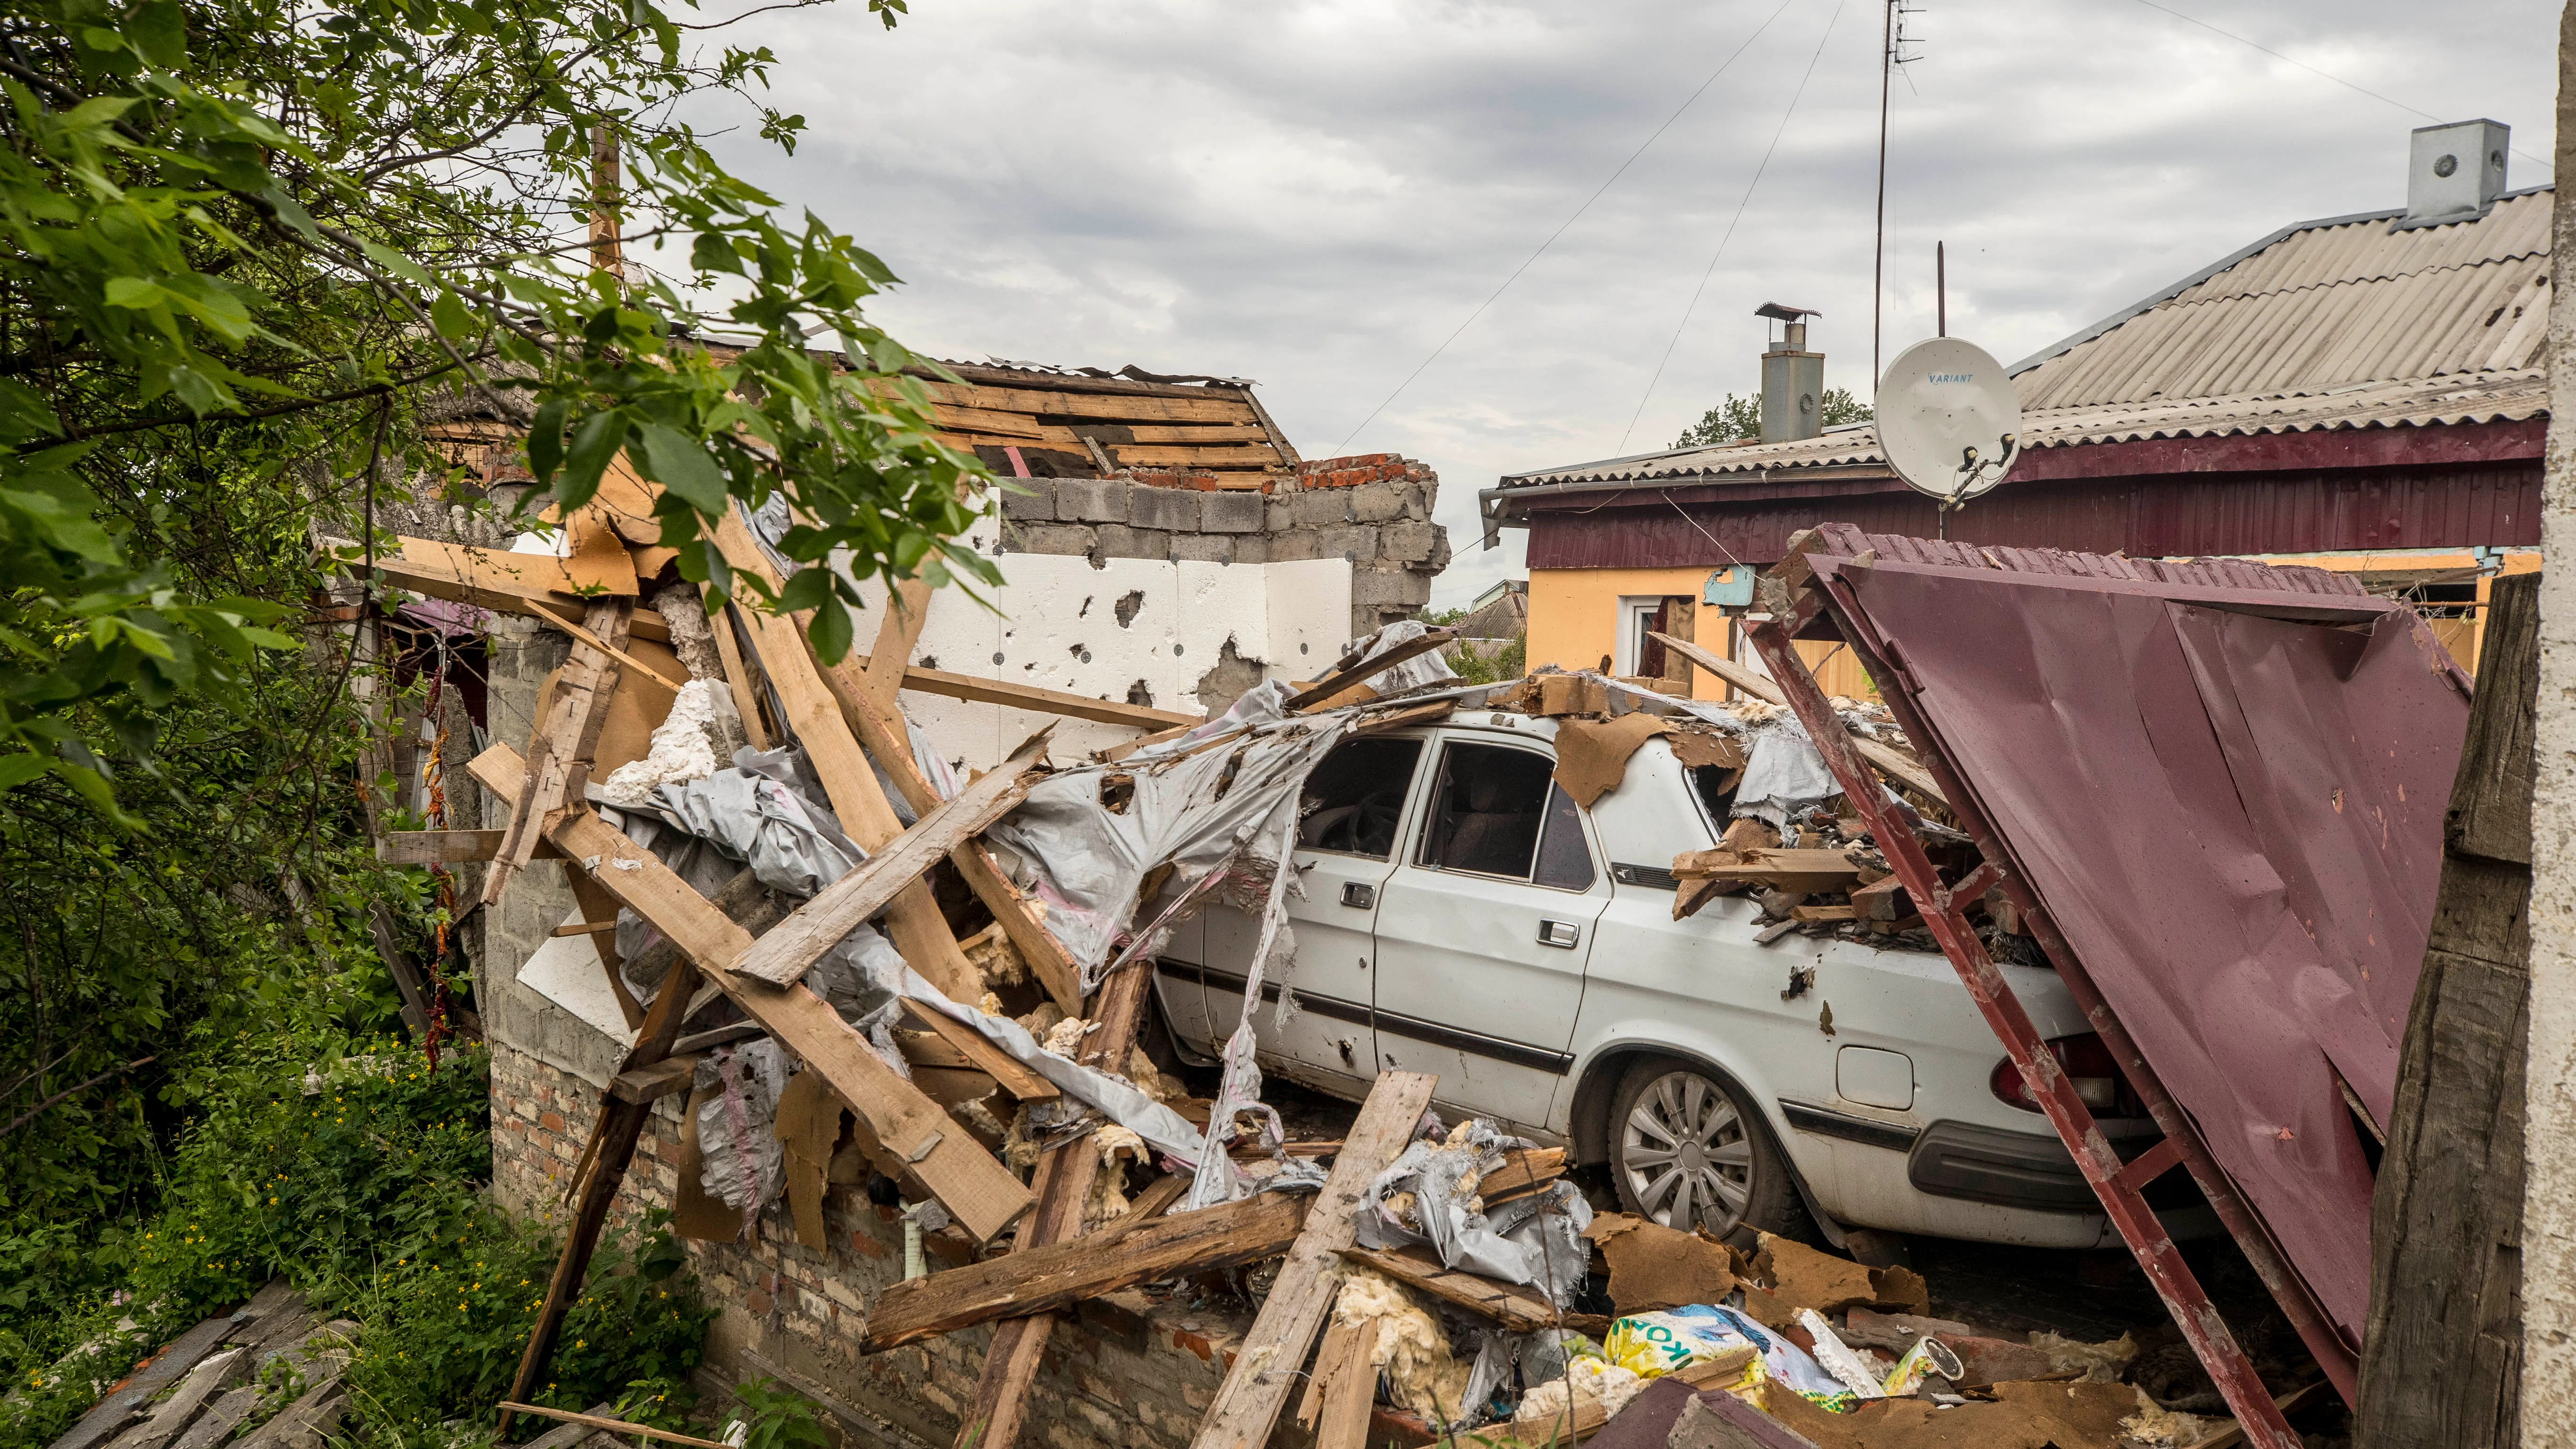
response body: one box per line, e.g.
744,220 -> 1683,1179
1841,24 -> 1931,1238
695,0 -> 2562,607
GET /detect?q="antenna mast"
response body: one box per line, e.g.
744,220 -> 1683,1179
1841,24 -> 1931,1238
1871,1 -> 1920,388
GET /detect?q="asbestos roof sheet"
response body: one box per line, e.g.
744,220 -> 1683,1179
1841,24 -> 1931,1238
1500,370 -> 2547,487
2015,188 -> 2552,409
1800,521 -> 2468,1349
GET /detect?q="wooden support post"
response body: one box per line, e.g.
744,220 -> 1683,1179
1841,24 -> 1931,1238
863,578 -> 935,716
708,512 -> 983,1001
952,963 -> 1154,1449
1189,1071 -> 1438,1449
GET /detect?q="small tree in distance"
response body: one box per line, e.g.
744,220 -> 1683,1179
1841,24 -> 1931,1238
1670,388 -> 1873,449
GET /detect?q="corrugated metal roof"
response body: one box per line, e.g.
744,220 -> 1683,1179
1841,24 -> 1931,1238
1500,369 -> 2547,486
2015,189 -> 2550,408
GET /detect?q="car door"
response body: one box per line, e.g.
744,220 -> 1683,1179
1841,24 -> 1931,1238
1199,733 -> 1428,1096
1369,733 -> 1609,1134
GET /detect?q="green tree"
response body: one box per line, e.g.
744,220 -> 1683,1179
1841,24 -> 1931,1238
1671,388 -> 1872,449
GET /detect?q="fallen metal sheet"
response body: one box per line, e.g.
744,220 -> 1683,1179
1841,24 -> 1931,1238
1805,530 -> 2466,1346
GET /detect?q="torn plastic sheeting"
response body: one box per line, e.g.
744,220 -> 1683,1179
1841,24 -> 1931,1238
899,965 -> 1205,1164
696,1038 -> 789,1213
1341,618 -> 1459,696
653,746 -> 866,898
1352,1120 -> 1594,1307
1731,720 -> 1840,829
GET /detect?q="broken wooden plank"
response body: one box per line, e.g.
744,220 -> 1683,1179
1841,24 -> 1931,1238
900,1000 -> 1058,1101
608,1055 -> 701,1104
1791,905 -> 1856,923
52,1311 -> 248,1449
861,1190 -> 1311,1351
708,599 -> 776,750
812,648 -> 1088,1017
1286,628 -> 1457,712
954,963 -> 1155,1449
375,829 -> 529,864
1650,631 -> 1946,805
1850,874 -> 1911,922
1477,1146 -> 1568,1205
856,653 -> 1200,730
551,920 -> 619,937
374,540 -> 671,640
1189,1070 -> 1439,1449
1295,1316 -> 1376,1449
1338,1246 -> 1562,1334
863,578 -> 935,716
470,742 -> 1032,1244
710,511 -> 984,1001
1355,699 -> 1457,733
728,732 -> 1049,988
480,597 -> 632,907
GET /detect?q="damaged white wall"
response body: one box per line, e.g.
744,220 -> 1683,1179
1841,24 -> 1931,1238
851,554 -> 1352,768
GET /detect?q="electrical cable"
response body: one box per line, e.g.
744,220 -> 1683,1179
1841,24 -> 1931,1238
2129,0 -> 2551,170
1328,0 -> 1807,455
1617,0 -> 1852,456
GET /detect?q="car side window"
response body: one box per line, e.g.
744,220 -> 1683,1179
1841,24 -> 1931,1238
1532,782 -> 1597,892
1296,737 -> 1424,859
1416,741 -> 1556,879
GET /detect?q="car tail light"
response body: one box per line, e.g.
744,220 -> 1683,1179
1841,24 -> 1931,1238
1989,1034 -> 2136,1116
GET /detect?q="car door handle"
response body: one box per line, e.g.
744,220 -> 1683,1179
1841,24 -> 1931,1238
1537,919 -> 1581,949
1342,883 -> 1376,909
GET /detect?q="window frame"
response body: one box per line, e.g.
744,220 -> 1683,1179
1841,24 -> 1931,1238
1409,736 -> 1603,894
1295,733 -> 1430,862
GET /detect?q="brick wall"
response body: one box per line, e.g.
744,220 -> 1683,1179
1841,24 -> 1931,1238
997,454 -> 1449,639
488,1043 -> 1258,1449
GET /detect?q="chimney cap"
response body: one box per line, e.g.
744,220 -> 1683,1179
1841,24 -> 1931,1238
1754,302 -> 1822,322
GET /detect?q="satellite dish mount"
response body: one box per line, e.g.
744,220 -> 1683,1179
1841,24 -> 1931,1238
1873,337 -> 2022,531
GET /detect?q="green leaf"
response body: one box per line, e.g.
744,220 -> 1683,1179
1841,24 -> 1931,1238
805,594 -> 851,664
775,566 -> 833,614
633,423 -> 726,515
429,290 -> 472,340
104,276 -> 165,308
561,410 -> 629,511
126,0 -> 187,68
527,399 -> 568,483
0,753 -> 50,792
690,231 -> 743,276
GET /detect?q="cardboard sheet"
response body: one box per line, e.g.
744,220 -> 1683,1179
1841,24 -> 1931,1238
1551,713 -> 1673,809
1584,1213 -> 1739,1314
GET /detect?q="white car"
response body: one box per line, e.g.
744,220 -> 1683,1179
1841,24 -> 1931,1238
1151,708 -> 2204,1249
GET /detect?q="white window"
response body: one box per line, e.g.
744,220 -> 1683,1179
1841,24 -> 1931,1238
1614,596 -> 1665,676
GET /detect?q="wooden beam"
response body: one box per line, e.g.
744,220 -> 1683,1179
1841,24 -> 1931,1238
498,1404 -> 729,1449
1650,631 -> 1946,805
812,652 -> 1088,1018
862,1190 -> 1309,1352
864,579 -> 936,716
608,1055 -> 701,1103
377,829 -> 537,863
728,733 -> 1048,988
900,1000 -> 1058,1102
372,541 -> 672,642
954,964 -> 1154,1449
1338,1246 -> 1562,1334
853,654 -> 1201,730
708,600 -> 775,751
481,597 -> 631,907
1286,629 -> 1457,711
709,511 -> 984,1002
470,742 -> 1032,1244
1188,1071 -> 1438,1449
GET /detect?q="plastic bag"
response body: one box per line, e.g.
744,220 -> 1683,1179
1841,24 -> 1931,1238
1603,1310 -> 1758,1385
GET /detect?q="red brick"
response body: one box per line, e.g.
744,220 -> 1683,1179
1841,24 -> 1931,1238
538,1111 -> 565,1133
746,1288 -> 772,1316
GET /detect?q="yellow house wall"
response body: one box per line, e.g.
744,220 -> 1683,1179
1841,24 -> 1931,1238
1526,566 -> 1875,701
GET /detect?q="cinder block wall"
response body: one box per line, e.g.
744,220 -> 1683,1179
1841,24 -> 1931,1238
488,1043 -> 1256,1449
998,454 -> 1450,639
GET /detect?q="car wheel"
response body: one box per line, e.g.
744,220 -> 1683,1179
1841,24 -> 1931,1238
1605,1058 -> 1802,1246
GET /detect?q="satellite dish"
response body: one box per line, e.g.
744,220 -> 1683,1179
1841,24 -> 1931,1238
1874,337 -> 2022,507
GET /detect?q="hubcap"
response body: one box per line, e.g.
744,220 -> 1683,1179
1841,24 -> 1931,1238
1621,1071 -> 1755,1233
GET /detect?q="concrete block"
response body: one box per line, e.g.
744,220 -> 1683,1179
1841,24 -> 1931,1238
1169,534 -> 1233,564
1004,521 -> 1095,557
1319,525 -> 1378,564
1227,534 -> 1269,564
1265,499 -> 1296,532
1426,526 -> 1452,572
1380,520 -> 1441,564
1348,480 -> 1409,523
1054,477 -> 1131,523
1127,485 -> 1200,532
1200,491 -> 1265,533
998,478 -> 1055,521
1413,474 -> 1440,515
1292,490 -> 1351,527
1352,566 -> 1432,610
1265,530 -> 1324,562
1092,525 -> 1169,561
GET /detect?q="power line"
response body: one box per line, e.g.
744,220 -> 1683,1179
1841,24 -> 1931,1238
2129,0 -> 2552,170
1328,0 -> 1806,456
1617,0 -> 1852,456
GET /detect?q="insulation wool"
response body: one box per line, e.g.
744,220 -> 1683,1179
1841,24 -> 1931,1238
648,585 -> 729,682
1083,1125 -> 1150,1229
1513,1356 -> 1644,1429
600,678 -> 732,806
1331,1268 -> 1475,1424
2032,1329 -> 2139,1383
2119,1389 -> 2207,1447
1042,1015 -> 1094,1058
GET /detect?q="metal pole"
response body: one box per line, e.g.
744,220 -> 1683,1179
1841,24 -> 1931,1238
1872,0 -> 1893,387
1936,240 -> 1945,338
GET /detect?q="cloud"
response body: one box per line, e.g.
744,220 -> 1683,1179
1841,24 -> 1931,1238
696,0 -> 2559,604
